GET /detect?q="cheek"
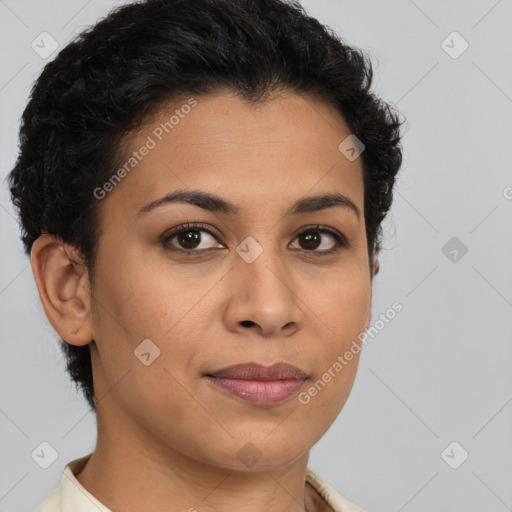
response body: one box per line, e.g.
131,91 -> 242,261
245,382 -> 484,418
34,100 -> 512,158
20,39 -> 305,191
89,252 -> 164,372
304,270 -> 370,397
89,250 -> 217,380
313,267 -> 371,344
89,263 -> 209,431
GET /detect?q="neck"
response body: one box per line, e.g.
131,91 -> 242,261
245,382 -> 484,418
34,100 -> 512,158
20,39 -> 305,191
74,406 -> 326,512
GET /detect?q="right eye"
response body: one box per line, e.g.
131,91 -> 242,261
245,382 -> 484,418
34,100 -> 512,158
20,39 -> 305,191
161,223 -> 225,255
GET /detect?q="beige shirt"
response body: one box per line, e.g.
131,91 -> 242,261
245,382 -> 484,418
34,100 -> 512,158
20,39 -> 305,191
35,453 -> 365,512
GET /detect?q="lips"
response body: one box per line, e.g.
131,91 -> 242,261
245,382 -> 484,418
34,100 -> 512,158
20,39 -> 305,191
207,362 -> 307,380
205,362 -> 308,405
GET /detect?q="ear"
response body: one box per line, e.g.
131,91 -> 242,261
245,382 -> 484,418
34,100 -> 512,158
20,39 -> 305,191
364,255 -> 379,331
30,233 -> 93,346
372,253 -> 380,277
363,293 -> 372,332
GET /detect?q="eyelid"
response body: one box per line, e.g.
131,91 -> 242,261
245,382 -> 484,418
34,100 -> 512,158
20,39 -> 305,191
289,224 -> 347,244
161,222 -> 222,242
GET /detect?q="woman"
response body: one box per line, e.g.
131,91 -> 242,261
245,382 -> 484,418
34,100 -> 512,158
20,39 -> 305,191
8,0 -> 403,510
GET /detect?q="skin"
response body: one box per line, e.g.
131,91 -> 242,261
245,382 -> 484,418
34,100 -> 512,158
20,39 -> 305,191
30,89 -> 378,512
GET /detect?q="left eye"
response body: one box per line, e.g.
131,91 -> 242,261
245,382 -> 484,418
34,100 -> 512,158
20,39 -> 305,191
162,223 -> 346,256
289,228 -> 345,254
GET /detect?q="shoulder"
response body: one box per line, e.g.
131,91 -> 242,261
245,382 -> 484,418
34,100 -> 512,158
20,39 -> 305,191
34,486 -> 60,512
34,452 -> 111,512
306,467 -> 367,512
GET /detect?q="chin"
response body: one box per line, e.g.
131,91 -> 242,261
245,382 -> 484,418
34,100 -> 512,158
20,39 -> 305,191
197,436 -> 310,473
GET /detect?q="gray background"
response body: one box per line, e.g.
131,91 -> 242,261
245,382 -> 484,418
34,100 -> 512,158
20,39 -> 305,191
1,1 -> 511,511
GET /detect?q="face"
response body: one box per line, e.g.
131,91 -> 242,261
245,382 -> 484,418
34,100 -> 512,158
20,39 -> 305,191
87,90 -> 373,470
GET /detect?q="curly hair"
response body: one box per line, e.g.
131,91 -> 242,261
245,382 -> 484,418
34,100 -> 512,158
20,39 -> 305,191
6,0 -> 404,412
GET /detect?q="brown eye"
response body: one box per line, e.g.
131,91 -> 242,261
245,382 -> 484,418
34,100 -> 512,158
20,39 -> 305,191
290,226 -> 347,256
162,223 -> 223,254
298,231 -> 322,250
175,229 -> 201,250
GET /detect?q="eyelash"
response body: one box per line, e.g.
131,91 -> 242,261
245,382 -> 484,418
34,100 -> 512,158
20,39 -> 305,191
161,222 -> 348,257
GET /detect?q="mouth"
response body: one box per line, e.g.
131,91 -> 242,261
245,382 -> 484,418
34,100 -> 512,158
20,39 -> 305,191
204,362 -> 308,405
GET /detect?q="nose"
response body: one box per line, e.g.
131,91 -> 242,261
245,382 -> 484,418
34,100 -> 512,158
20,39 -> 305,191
223,242 -> 304,338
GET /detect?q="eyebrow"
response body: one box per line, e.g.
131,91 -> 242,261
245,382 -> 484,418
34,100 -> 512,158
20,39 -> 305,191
137,189 -> 360,220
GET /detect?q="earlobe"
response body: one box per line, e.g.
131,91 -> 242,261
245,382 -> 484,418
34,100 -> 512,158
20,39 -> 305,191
372,255 -> 380,277
30,233 -> 93,346
364,304 -> 372,332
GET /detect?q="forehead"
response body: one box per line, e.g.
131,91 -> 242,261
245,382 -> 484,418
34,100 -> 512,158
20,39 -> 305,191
99,90 -> 364,222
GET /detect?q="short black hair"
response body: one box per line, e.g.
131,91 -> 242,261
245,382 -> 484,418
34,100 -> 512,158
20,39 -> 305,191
7,0 -> 404,412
